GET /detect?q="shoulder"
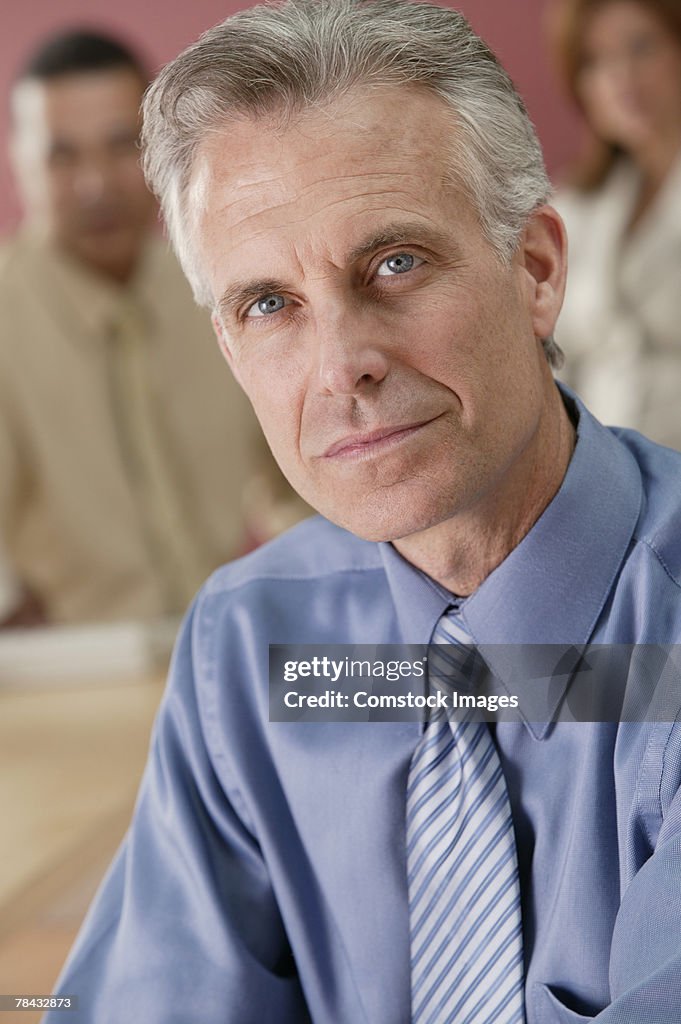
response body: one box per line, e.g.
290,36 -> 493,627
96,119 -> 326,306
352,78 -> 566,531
139,236 -> 196,299
0,233 -> 33,291
0,235 -> 47,362
552,162 -> 635,225
551,185 -> 602,266
0,236 -> 15,274
618,429 -> 681,589
0,234 -> 61,318
551,184 -> 590,222
137,235 -> 215,332
551,181 -> 602,224
199,516 -> 385,602
141,234 -> 182,274
201,516 -> 383,600
188,515 -> 390,668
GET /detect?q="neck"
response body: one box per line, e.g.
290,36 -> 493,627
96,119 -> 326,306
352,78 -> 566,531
625,134 -> 681,235
393,384 -> 575,595
75,251 -> 139,286
632,132 -> 681,197
26,219 -> 142,285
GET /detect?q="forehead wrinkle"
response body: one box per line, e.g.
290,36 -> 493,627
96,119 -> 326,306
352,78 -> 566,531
210,158 -> 439,227
216,176 -> 420,224
282,187 -> 423,225
291,168 -> 423,193
216,196 -> 461,284
211,182 -> 439,252
216,206 -> 464,324
204,136 -> 466,310
202,143 -> 415,212
217,235 -> 310,321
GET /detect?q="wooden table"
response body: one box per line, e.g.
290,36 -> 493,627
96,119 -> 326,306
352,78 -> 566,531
0,674 -> 164,1023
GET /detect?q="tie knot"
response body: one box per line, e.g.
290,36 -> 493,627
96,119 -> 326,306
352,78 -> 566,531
429,608 -> 482,713
433,604 -> 472,645
109,296 -> 149,343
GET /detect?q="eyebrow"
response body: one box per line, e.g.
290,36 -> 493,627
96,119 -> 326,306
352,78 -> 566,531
217,220 -> 459,321
218,278 -> 289,322
345,220 -> 457,264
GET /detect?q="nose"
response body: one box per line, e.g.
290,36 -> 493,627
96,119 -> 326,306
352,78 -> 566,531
608,55 -> 637,88
315,306 -> 390,396
72,155 -> 114,205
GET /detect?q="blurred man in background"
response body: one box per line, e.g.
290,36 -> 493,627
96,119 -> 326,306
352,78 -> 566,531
0,29 -> 291,628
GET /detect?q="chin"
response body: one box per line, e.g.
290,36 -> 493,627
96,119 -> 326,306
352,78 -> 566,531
320,492 -> 452,545
80,241 -> 139,281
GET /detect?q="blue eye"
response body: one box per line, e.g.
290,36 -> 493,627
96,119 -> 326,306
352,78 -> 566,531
376,253 -> 421,276
248,294 -> 287,318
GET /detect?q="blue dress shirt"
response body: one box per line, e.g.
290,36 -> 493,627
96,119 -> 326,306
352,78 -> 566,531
47,394 -> 681,1023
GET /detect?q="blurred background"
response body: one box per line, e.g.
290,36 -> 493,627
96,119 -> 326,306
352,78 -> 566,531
0,0 -> 584,234
4,0 -> 680,1021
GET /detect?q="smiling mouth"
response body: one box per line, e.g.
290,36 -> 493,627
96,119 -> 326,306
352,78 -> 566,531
322,418 -> 439,460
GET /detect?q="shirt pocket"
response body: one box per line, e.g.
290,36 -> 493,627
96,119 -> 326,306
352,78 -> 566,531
532,983 -> 597,1023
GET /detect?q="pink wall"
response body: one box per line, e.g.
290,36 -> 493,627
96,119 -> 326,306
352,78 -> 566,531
0,0 -> 584,233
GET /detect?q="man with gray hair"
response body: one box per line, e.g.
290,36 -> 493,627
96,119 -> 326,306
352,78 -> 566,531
46,2 -> 681,1021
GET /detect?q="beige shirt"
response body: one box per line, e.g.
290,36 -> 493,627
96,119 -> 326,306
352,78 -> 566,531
554,156 -> 681,450
0,232 -> 263,623
0,537 -> 20,619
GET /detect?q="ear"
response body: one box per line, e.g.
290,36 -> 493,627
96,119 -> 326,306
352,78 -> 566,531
517,205 -> 567,340
211,312 -> 244,389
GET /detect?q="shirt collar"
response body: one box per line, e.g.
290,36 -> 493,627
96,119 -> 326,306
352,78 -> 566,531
380,387 -> 643,737
20,229 -> 156,341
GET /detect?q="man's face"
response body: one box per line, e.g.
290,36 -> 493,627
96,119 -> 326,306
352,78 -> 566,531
193,86 -> 562,543
11,68 -> 155,281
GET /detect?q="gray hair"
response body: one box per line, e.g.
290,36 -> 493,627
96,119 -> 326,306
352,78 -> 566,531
142,0 -> 562,366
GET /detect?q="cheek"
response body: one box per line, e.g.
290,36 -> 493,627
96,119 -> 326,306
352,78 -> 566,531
432,278 -> 517,372
578,74 -> 618,120
406,288 -> 483,371
581,84 -> 614,129
240,368 -> 304,465
46,171 -> 73,209
652,53 -> 681,105
120,164 -> 151,200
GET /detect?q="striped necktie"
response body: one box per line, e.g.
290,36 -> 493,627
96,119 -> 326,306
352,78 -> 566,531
406,610 -> 526,1024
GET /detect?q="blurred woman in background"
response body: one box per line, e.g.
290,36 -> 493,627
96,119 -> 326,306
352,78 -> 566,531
551,0 -> 681,448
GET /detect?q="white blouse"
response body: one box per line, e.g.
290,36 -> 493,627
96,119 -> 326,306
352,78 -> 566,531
554,154 -> 681,450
